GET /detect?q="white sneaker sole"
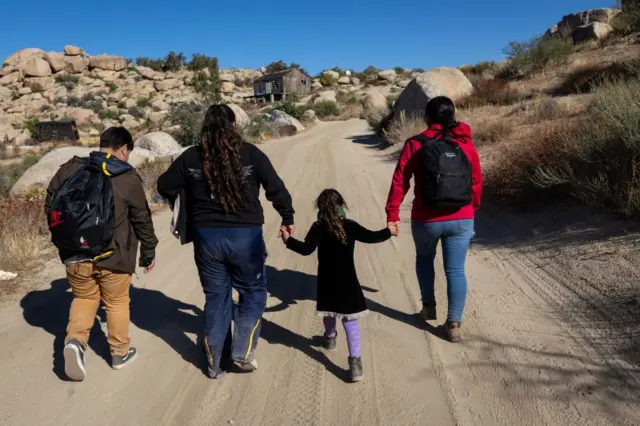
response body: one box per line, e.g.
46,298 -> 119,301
112,352 -> 138,370
235,359 -> 258,372
63,344 -> 86,381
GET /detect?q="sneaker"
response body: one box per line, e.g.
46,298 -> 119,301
446,321 -> 462,343
235,358 -> 258,372
420,302 -> 437,321
112,347 -> 138,370
348,357 -> 363,382
323,335 -> 337,351
63,339 -> 86,381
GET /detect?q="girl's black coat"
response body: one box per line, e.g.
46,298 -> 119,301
286,219 -> 391,317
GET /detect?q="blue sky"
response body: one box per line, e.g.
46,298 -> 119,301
1,0 -> 614,74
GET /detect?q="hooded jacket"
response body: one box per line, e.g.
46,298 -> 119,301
385,122 -> 483,223
45,152 -> 158,274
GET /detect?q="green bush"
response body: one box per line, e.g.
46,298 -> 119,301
272,100 -> 305,120
354,65 -> 378,82
136,57 -> 165,71
554,57 -> 640,95
0,156 -> 41,197
55,75 -> 79,91
241,116 -> 273,143
313,100 -> 340,118
264,60 -> 309,76
187,54 -> 219,71
127,106 -> 145,119
23,118 -> 40,140
137,97 -> 153,108
613,0 -> 640,35
163,51 -> 185,72
169,102 -> 206,146
500,36 -> 574,78
106,82 -> 117,93
99,109 -> 120,120
319,74 -> 337,87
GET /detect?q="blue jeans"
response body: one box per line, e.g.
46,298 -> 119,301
193,227 -> 267,373
411,219 -> 474,323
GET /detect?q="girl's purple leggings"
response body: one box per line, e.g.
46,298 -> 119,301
323,317 -> 361,358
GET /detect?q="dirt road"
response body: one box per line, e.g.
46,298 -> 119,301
0,120 -> 638,426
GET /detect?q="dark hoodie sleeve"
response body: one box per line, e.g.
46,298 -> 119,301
286,222 -> 320,255
157,151 -> 187,203
252,146 -> 295,225
349,220 -> 392,244
127,172 -> 158,266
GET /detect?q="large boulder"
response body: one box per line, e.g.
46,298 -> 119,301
227,104 -> 250,128
64,56 -> 90,74
338,76 -> 351,85
64,45 -> 84,56
134,132 -> 182,157
314,90 -> 337,104
0,72 -> 21,86
364,89 -> 388,111
0,86 -> 12,100
264,110 -> 306,133
2,48 -> 45,67
24,76 -> 54,92
322,70 -> 340,80
68,108 -> 99,125
22,57 -> 52,77
378,69 -> 397,84
154,79 -> 179,92
549,8 -> 621,40
10,147 -> 157,196
221,81 -> 235,93
42,52 -> 66,73
572,22 -> 614,44
393,68 -> 473,118
89,55 -> 128,71
135,66 -> 158,80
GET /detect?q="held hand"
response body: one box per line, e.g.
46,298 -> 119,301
144,259 -> 156,274
280,228 -> 291,243
280,224 -> 295,237
387,221 -> 400,236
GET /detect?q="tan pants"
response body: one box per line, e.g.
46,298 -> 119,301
65,262 -> 132,357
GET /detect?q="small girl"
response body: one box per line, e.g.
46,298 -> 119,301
280,188 -> 392,382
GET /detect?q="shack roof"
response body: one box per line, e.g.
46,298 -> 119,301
254,69 -> 312,82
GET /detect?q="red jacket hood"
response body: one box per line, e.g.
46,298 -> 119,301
421,121 -> 472,144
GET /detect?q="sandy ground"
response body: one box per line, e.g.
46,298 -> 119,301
0,119 -> 638,426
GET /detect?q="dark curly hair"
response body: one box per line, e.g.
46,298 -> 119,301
425,96 -> 458,137
316,188 -> 348,245
199,104 -> 248,213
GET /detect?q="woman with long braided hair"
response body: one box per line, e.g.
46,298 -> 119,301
280,188 -> 393,382
158,104 -> 295,379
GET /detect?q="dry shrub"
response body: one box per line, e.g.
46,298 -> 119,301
554,58 -> 640,95
523,98 -> 570,125
473,119 -> 515,147
382,111 -> 426,145
489,77 -> 640,218
137,158 -> 171,203
458,77 -> 526,109
0,197 -> 48,270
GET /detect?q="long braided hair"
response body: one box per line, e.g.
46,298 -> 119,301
316,188 -> 348,245
199,104 -> 248,213
425,96 -> 458,138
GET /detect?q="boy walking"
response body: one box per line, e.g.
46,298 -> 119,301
44,127 -> 158,381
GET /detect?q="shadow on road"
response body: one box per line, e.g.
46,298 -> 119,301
20,279 -> 204,380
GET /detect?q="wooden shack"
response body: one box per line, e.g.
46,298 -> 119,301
251,69 -> 312,103
36,120 -> 79,143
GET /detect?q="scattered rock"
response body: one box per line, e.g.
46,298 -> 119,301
151,99 -> 170,111
221,81 -> 235,93
393,67 -> 473,118
548,8 -> 621,41
135,66 -> 157,80
64,56 -> 90,74
13,130 -> 31,145
134,132 -> 181,156
364,89 -> 388,111
572,22 -> 614,44
314,90 -> 337,104
64,45 -> 85,56
378,69 -> 397,83
89,128 -> 101,136
154,79 -> 179,92
311,81 -> 323,89
227,104 -> 250,128
0,72 -> 21,86
338,76 -> 351,85
68,108 -> 99,125
397,79 -> 412,88
0,271 -> 18,281
351,77 -> 361,85
264,110 -> 306,132
24,76 -> 54,92
3,48 -> 45,67
22,57 -> 52,77
42,52 -> 67,73
302,110 -> 317,122
90,55 -> 128,71
18,86 -> 32,95
322,70 -> 340,80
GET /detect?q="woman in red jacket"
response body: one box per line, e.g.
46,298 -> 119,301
385,96 -> 482,343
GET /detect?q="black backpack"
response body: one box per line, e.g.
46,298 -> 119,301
48,158 -> 115,261
412,131 -> 472,211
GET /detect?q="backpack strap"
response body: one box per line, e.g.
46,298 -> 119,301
407,134 -> 434,146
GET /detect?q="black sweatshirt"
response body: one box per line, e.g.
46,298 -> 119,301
286,219 -> 391,316
157,144 -> 294,228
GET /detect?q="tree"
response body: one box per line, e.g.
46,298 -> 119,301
163,51 -> 186,72
264,60 -> 309,76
